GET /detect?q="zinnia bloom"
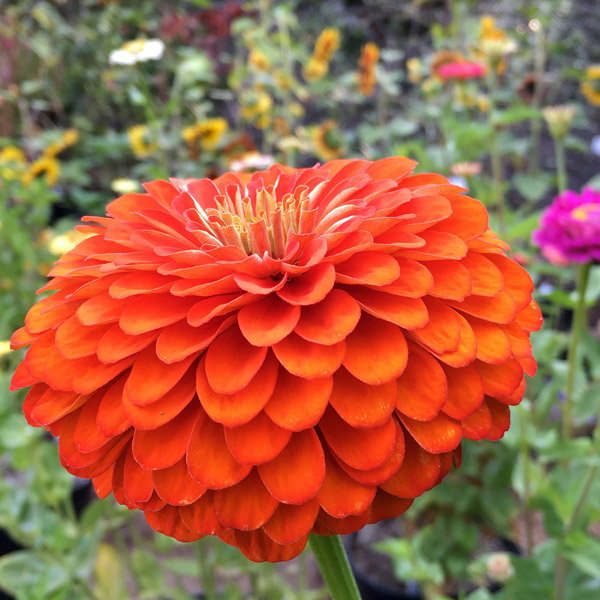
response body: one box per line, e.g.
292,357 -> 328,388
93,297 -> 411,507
358,43 -> 380,95
127,125 -> 157,158
438,61 -> 487,81
533,187 -> 600,264
313,28 -> 340,63
581,65 -> 600,106
312,120 -> 344,161
21,157 -> 60,187
12,158 -> 541,563
182,118 -> 228,151
109,39 -> 165,65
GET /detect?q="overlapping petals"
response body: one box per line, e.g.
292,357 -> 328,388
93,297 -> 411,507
11,158 -> 541,562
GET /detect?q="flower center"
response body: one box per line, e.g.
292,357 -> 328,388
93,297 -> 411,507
571,203 -> 600,222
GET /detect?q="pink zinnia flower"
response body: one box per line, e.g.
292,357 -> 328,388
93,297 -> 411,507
533,188 -> 600,264
438,61 -> 487,81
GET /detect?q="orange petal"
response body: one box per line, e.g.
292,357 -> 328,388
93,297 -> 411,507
317,507 -> 371,534
187,415 -> 251,489
272,333 -> 345,379
400,231 -> 467,261
461,401 -> 492,440
263,499 -> 320,545
258,429 -> 325,504
442,363 -> 484,420
399,413 -> 462,454
123,447 -> 154,503
123,366 -> 196,429
485,254 -> 533,310
22,384 -> 46,426
350,289 -> 428,330
179,490 -> 223,535
368,490 -> 413,523
238,295 -> 301,346
494,378 -> 526,406
317,450 -> 376,518
446,291 -> 517,325
204,326 -> 267,394
425,260 -> 472,301
431,195 -> 488,241
73,391 -> 113,453
277,262 -> 335,305
502,322 -> 532,358
375,258 -> 433,298
108,271 -> 176,298
336,421 -> 406,486
97,325 -> 157,363
343,314 -> 408,385
233,272 -> 288,295
145,505 -> 200,543
214,470 -> 279,530
153,457 -> 207,506
336,251 -> 400,286
486,398 -> 511,440
436,310 -> 477,368
476,358 -> 523,398
55,317 -> 111,359
156,316 -> 233,364
515,299 -> 543,332
187,293 -> 255,327
319,407 -> 396,470
96,376 -> 131,437
92,466 -> 114,499
461,252 -> 504,296
396,343 -> 447,421
264,371 -> 332,431
329,367 -> 396,428
76,291 -> 129,326
30,388 -> 86,427
10,361 -> 37,391
132,404 -> 198,469
518,356 -> 537,377
381,435 -> 441,498
127,346 -> 197,406
119,294 -> 195,335
294,289 -> 361,345
470,317 -> 512,364
224,412 -> 291,465
233,530 -> 307,563
410,297 -> 460,355
197,352 -> 278,426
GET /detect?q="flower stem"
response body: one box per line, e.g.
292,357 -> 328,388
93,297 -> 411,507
554,138 -> 567,193
309,534 -> 362,600
562,261 -> 591,442
195,538 -> 217,600
488,71 -> 505,234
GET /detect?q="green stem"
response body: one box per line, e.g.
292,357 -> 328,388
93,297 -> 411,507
488,71 -> 505,234
562,262 -> 591,442
309,534 -> 362,600
555,138 -> 567,194
517,404 -> 534,556
528,25 -> 545,176
196,539 -> 217,600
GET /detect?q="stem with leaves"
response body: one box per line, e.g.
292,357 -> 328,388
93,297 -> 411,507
488,70 -> 505,234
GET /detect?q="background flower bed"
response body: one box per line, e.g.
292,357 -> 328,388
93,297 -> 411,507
1,1 -> 600,599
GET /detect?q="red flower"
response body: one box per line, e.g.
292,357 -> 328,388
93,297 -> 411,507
11,158 -> 541,562
438,61 -> 487,80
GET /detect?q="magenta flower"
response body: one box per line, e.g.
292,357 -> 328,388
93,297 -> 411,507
533,188 -> 600,265
438,61 -> 487,81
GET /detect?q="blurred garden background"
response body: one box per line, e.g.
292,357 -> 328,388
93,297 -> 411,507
1,0 -> 600,598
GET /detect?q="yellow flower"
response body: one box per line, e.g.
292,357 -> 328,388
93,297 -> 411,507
406,57 -> 423,83
476,95 -> 490,112
127,125 -> 157,158
22,157 -> 60,186
0,341 -> 11,358
313,120 -> 344,161
255,114 -> 271,130
543,105 -> 577,140
479,16 -> 516,64
314,28 -> 340,63
303,57 -> 328,82
581,65 -> 600,106
0,146 -> 26,180
289,102 -> 305,117
43,128 -> 79,158
240,92 -> 273,121
358,43 -> 380,95
182,118 -> 228,150
248,49 -> 270,71
275,72 -> 294,91
47,229 -> 94,256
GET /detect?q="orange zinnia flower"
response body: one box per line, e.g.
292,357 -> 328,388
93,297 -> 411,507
11,158 -> 541,563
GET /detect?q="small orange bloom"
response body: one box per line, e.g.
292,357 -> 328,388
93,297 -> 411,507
358,42 -> 380,95
11,158 -> 540,562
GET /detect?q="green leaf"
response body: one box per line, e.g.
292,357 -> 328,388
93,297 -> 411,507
585,173 -> 600,190
562,531 -> 600,578
493,105 -> 542,125
512,173 -> 553,203
164,557 -> 199,578
0,551 -> 68,596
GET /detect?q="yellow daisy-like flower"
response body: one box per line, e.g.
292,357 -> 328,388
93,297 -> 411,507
581,65 -> 600,106
111,178 -> 140,195
43,129 -> 79,158
127,125 -> 157,158
0,146 -> 26,180
406,57 -> 423,83
313,28 -> 340,63
47,229 -> 94,256
543,105 -> 577,140
358,42 -> 380,96
0,341 -> 11,358
248,49 -> 270,71
303,57 -> 328,82
241,92 -> 273,121
182,118 -> 228,151
22,157 -> 60,187
313,120 -> 344,161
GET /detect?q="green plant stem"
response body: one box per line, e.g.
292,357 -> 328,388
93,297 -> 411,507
554,138 -> 567,193
488,71 -> 505,234
517,404 -> 534,556
196,539 -> 217,600
309,534 -> 361,600
562,262 -> 591,442
528,24 -> 545,175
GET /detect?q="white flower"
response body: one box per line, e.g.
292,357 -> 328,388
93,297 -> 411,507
230,152 -> 275,172
111,177 -> 140,195
485,553 -> 515,583
109,39 -> 165,66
